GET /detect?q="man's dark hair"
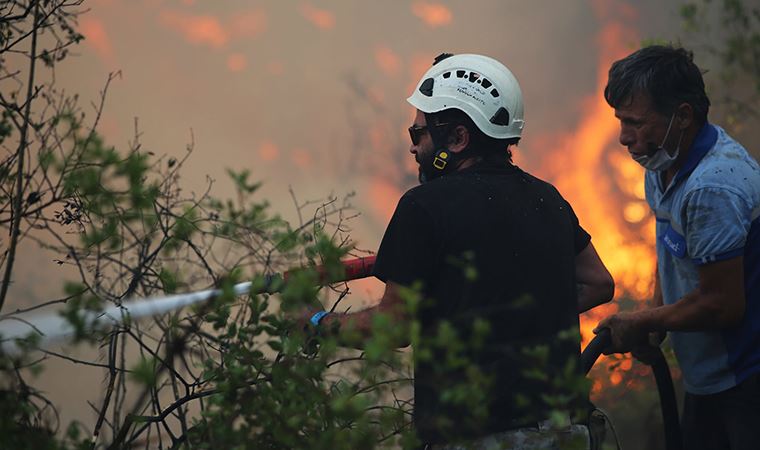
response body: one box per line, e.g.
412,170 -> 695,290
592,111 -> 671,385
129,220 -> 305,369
432,52 -> 455,65
431,108 -> 517,165
604,45 -> 710,123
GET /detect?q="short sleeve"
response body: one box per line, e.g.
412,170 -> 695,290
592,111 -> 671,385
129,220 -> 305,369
563,199 -> 591,255
685,187 -> 751,265
373,193 -> 440,288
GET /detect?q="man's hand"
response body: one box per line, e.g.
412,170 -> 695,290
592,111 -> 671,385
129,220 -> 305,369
288,307 -> 330,355
593,312 -> 648,354
630,331 -> 666,365
292,307 -> 325,333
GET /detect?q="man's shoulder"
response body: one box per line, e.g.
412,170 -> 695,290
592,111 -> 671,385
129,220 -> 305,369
394,182 -> 444,216
399,173 -> 466,199
396,178 -> 462,217
399,181 -> 438,203
409,168 -> 555,198
686,126 -> 760,195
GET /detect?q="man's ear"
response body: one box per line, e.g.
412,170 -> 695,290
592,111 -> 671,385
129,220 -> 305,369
448,125 -> 470,153
676,102 -> 694,130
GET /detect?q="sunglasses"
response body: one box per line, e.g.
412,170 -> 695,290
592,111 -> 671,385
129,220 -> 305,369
407,122 -> 450,145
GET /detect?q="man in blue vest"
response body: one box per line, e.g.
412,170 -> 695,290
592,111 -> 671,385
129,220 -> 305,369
596,45 -> 760,450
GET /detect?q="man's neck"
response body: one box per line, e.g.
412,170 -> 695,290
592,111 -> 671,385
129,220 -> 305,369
661,122 -> 704,187
454,156 -> 479,171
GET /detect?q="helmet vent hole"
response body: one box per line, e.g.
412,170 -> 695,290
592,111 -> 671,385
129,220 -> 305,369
443,72 -> 451,79
490,107 -> 510,126
419,78 -> 435,97
456,70 -> 466,78
491,89 -> 500,98
481,79 -> 492,89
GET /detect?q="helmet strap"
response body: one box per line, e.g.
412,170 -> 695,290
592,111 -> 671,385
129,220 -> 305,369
419,112 -> 471,183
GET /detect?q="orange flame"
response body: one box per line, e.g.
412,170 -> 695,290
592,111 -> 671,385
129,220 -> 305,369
411,2 -> 453,27
159,11 -> 229,48
375,46 -> 402,77
290,148 -> 313,169
226,53 -> 247,72
526,0 -> 660,393
536,3 -> 654,350
159,9 -> 266,50
80,17 -> 116,66
299,3 -> 336,30
258,140 -> 280,162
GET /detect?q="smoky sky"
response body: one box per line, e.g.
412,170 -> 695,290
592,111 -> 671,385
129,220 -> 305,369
58,0 -> 663,194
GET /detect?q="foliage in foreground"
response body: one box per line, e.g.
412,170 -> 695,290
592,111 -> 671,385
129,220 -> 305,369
0,2 -> 417,448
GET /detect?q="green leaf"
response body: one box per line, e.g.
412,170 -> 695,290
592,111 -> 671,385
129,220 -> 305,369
130,357 -> 158,387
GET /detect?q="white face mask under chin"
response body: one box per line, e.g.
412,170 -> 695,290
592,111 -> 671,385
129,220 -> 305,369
632,113 -> 684,172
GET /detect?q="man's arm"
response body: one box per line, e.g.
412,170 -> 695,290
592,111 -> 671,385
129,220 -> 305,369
576,242 -> 615,313
629,263 -> 666,362
647,262 -> 666,341
316,281 -> 412,348
596,256 -> 745,352
652,262 -> 663,308
636,256 -> 745,331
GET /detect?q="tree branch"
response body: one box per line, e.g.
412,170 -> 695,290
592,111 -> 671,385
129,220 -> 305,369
0,0 -> 39,313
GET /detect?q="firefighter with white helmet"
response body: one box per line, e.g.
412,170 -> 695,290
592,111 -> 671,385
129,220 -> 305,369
305,53 -> 614,449
405,53 -> 526,183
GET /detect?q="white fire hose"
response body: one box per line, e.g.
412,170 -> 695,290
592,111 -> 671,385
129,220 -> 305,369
0,256 -> 376,355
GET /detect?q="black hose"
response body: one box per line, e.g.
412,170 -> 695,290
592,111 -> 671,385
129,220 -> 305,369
580,329 -> 682,450
648,349 -> 682,450
581,328 -> 611,375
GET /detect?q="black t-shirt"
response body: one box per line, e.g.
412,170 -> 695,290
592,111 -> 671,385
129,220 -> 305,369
373,163 -> 591,444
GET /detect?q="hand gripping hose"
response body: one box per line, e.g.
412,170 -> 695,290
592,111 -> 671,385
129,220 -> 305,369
0,256 -> 376,355
581,328 -> 682,450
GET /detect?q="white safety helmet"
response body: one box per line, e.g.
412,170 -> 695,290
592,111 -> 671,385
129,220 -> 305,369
407,53 -> 525,140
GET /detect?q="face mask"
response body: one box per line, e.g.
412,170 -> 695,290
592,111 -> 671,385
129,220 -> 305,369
632,113 -> 684,171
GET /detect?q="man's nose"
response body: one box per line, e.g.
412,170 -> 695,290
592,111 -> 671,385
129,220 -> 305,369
619,127 -> 634,147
